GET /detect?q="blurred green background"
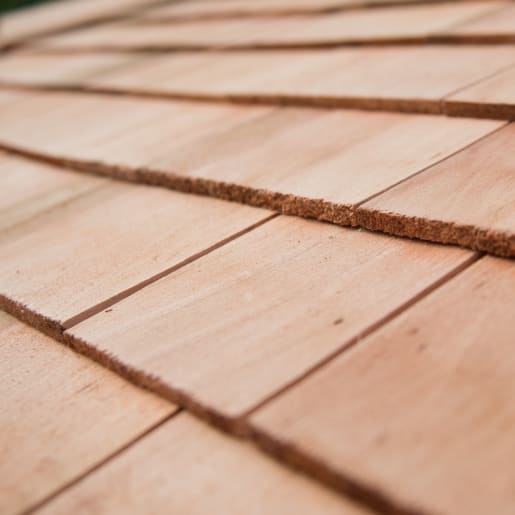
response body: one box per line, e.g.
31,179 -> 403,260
1,0 -> 55,15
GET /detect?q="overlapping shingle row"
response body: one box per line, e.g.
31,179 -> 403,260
1,1 -> 514,515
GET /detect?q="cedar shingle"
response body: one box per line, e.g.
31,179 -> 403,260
66,216 -> 471,428
251,256 -> 515,515
0,311 -> 174,515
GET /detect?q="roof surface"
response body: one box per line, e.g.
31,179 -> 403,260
0,1 -> 514,515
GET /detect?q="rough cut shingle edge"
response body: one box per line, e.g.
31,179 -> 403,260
0,143 -> 513,258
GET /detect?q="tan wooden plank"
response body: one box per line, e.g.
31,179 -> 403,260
35,2 -> 504,50
0,152 -> 103,232
0,311 -> 174,515
0,91 -> 271,163
0,89 -> 72,120
151,110 -> 500,206
86,45 -> 515,115
66,216 -> 472,429
0,89 -> 508,255
444,2 -> 515,41
446,64 -> 515,119
140,0 -> 466,21
1,0 -> 160,47
359,123 -> 515,257
3,47 -> 515,118
0,179 -> 271,333
0,89 -> 26,107
0,52 -> 139,87
250,256 -> 515,515
35,414 -> 368,515
0,90 -> 501,209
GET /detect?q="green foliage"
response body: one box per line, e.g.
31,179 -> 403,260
0,0 -> 56,15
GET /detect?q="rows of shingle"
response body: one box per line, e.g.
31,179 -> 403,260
1,45 -> 515,119
2,148 -> 515,515
0,0 -> 165,49
26,1 -> 514,51
2,1 -> 515,515
137,0 -> 487,21
0,88 -> 513,256
3,311 -> 369,515
251,255 -> 515,515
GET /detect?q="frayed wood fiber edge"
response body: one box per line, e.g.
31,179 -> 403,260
0,143 -> 513,258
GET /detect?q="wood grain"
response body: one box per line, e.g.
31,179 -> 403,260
446,64 -> 515,119
67,216 -> 472,429
139,0 -> 483,21
443,2 -> 515,41
162,110 -> 499,206
0,90 -> 270,164
359,123 -> 515,257
84,45 -> 515,114
1,0 -> 160,47
0,52 -> 138,87
250,256 -> 515,515
0,179 -> 271,332
0,89 -> 508,255
0,152 -> 103,232
3,46 -> 515,119
35,413 -> 368,515
0,311 -> 174,515
34,2 -> 504,51
0,89 -> 501,210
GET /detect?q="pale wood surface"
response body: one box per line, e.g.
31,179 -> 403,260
0,311 -> 174,515
0,91 -> 501,206
446,64 -> 515,118
36,2 -> 503,50
87,45 -> 515,109
141,0 -> 448,20
251,256 -> 515,515
2,47 -> 515,118
1,0 -> 159,47
445,3 -> 515,38
159,110 -> 499,205
362,124 -> 515,237
36,414 -> 368,515
0,152 -> 103,232
0,180 -> 270,326
68,216 -> 471,422
0,90 -> 270,165
0,52 -> 139,87
140,0 -> 475,21
1,1 -> 514,513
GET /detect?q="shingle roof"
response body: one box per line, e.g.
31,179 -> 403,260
1,1 -> 514,515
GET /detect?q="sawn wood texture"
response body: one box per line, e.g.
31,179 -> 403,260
66,216 -> 472,429
0,0 -> 161,48
138,0 -> 469,22
0,90 -> 507,256
0,311 -> 174,515
0,152 -> 103,232
444,2 -> 515,41
447,64 -> 515,119
34,2 -> 507,51
360,123 -> 515,257
250,256 -> 515,515
0,51 -> 140,87
3,46 -> 514,118
0,175 -> 271,334
90,45 -> 515,116
35,413 -> 368,515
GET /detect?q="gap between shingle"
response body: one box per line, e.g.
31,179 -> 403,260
0,252 -> 484,515
62,212 -> 279,328
20,409 -> 182,515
